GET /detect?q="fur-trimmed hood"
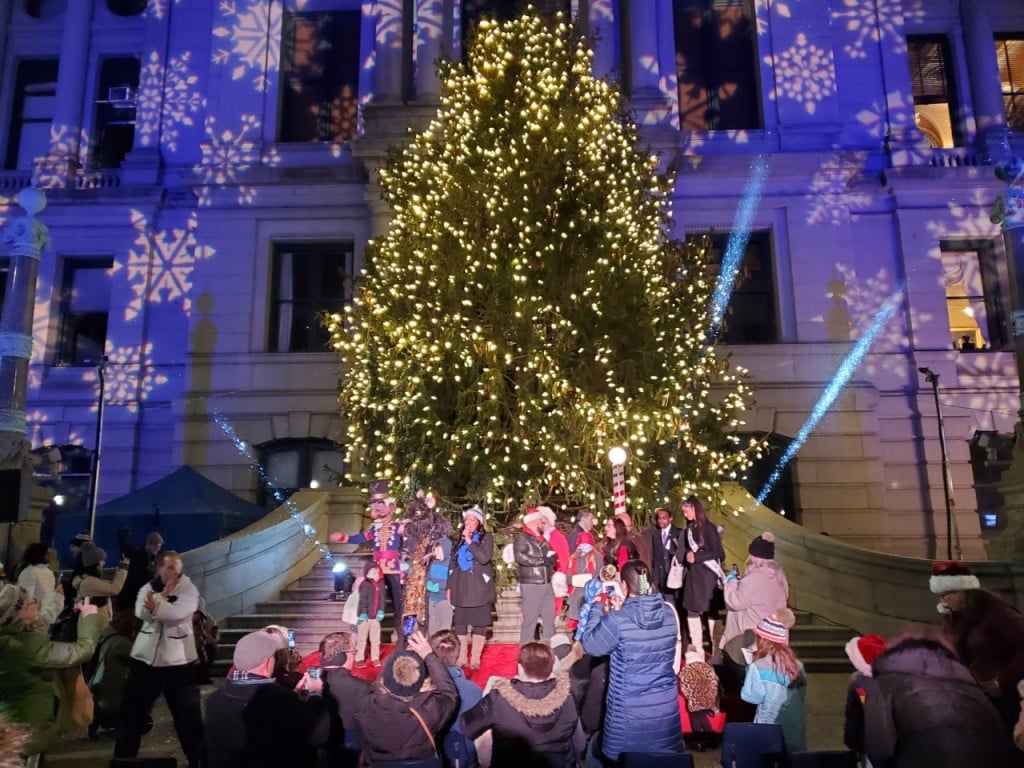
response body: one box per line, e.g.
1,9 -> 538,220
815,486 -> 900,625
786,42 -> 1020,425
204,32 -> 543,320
491,672 -> 571,719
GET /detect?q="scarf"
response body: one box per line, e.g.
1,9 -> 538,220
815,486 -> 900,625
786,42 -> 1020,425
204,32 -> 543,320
457,531 -> 481,571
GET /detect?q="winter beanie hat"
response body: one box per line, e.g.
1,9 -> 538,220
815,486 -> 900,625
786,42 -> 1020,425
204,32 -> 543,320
929,560 -> 979,594
463,506 -> 485,526
748,532 -> 776,560
845,634 -> 886,677
755,607 -> 795,645
81,546 -> 107,569
0,585 -> 28,626
382,651 -> 427,698
233,631 -> 280,672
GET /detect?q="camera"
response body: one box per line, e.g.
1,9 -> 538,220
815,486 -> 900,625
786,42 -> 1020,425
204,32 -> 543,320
149,575 -> 165,593
402,615 -> 417,637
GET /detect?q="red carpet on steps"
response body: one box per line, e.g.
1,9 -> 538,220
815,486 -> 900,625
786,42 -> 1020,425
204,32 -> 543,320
300,643 -> 520,685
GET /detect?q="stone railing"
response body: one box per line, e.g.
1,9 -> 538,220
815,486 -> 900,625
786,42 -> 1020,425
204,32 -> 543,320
180,486 -> 365,621
717,485 -> 1024,636
181,491 -> 329,621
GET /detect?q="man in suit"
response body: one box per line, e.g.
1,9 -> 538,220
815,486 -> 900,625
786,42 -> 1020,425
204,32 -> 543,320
647,507 -> 682,602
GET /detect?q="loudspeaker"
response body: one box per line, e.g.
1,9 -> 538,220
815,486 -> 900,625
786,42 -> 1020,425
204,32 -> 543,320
0,469 -> 20,523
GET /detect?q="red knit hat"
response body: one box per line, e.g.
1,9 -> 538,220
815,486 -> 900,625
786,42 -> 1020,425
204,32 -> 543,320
845,634 -> 885,676
929,560 -> 979,594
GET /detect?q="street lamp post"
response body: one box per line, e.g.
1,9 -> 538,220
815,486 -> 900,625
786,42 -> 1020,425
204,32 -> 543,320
87,355 -> 108,538
919,367 -> 960,560
607,446 -> 627,519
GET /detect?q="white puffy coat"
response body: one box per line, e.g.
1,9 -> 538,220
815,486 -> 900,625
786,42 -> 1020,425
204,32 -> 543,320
130,574 -> 199,667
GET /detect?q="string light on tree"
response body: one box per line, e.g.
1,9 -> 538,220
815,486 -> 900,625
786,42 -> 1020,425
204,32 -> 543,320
329,11 -> 759,521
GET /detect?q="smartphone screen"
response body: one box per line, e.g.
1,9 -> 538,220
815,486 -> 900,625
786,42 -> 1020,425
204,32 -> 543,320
604,585 -> 615,597
308,667 -> 320,681
287,630 -> 295,649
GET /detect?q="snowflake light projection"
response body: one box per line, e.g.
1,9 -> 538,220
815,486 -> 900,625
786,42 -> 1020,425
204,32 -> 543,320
82,343 -> 169,414
27,411 -> 87,449
193,113 -> 274,206
925,190 -> 1000,241
830,0 -> 926,60
812,264 -> 924,375
213,0 -> 282,92
805,153 -> 875,227
136,51 -> 204,152
753,0 -> 790,37
767,33 -> 835,115
33,124 -> 84,189
113,210 -> 216,322
854,92 -> 931,166
147,0 -> 182,20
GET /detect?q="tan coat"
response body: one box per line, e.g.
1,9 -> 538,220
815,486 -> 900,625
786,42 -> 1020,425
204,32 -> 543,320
73,567 -> 127,626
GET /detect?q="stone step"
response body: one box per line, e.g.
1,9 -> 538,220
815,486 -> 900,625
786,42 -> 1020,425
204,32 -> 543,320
252,600 -> 350,616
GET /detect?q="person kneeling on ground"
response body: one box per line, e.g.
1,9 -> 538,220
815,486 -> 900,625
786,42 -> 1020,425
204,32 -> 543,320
461,642 -> 583,768
354,629 -> 458,767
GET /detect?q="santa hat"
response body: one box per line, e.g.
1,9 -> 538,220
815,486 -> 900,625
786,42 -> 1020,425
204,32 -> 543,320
845,634 -> 885,677
538,506 -> 556,525
523,508 -> 544,526
929,560 -> 979,594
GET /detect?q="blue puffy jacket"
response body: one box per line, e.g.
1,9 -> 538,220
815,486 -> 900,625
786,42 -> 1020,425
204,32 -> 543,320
578,594 -> 684,760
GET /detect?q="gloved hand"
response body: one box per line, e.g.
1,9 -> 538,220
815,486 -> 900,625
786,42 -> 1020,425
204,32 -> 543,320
358,613 -> 368,624
375,610 -> 385,622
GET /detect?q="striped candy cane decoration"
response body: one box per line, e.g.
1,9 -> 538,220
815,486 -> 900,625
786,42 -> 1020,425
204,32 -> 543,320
612,462 -> 626,516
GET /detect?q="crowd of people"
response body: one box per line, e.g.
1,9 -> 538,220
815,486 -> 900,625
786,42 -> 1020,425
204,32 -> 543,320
2,482 -> 1024,768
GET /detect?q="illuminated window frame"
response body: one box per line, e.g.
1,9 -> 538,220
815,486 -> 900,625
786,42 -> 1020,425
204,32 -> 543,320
906,35 -> 965,148
257,438 -> 346,509
938,238 -> 1005,352
995,35 -> 1024,133
673,0 -> 762,132
5,58 -> 59,171
55,258 -> 113,367
268,241 -> 355,353
687,229 -> 778,344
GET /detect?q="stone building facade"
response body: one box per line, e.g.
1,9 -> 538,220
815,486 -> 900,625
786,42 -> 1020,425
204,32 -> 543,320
1,0 -> 1022,558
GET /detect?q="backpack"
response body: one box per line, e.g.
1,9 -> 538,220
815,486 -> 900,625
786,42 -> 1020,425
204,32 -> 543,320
341,590 -> 361,626
192,610 -> 219,662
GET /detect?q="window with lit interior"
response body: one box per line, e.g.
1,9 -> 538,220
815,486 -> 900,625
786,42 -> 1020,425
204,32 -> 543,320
269,242 -> 354,352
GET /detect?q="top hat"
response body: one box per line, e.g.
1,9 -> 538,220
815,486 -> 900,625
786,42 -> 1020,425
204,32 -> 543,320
369,478 -> 390,502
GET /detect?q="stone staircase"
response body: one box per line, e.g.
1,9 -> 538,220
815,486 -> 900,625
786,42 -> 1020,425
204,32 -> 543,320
214,552 -> 856,674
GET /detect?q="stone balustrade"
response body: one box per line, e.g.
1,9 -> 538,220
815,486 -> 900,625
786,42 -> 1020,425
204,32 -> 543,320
718,485 -> 1024,636
182,486 -> 364,621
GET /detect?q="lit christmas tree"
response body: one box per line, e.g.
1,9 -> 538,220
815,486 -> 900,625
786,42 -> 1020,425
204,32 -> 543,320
330,12 -> 757,518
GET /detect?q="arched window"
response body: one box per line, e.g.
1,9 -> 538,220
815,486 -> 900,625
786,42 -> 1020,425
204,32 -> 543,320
257,439 -> 347,509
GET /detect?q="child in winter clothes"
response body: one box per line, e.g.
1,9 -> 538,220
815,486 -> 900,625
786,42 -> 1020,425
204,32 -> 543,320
678,646 -> 721,752
741,608 -> 806,752
574,564 -> 623,641
843,634 -> 885,765
356,563 -> 385,668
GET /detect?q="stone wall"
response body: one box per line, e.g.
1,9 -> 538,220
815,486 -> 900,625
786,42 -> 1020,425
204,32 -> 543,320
181,490 -> 329,621
719,485 -> 1024,636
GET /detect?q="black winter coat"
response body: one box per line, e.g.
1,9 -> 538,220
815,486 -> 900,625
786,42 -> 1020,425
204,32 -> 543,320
681,522 -> 723,614
461,674 -> 582,768
354,653 -> 458,765
864,639 -> 1009,768
514,530 -> 556,585
448,531 -> 496,608
323,667 -> 372,751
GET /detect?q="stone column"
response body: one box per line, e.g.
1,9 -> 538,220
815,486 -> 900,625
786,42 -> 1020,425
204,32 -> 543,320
959,0 -> 1008,155
37,0 -> 94,187
373,0 -> 407,103
414,0 -> 450,101
0,188 -> 50,520
627,0 -> 661,98
588,0 -> 618,81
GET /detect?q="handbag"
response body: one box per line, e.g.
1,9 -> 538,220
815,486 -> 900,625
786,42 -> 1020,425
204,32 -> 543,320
666,556 -> 685,590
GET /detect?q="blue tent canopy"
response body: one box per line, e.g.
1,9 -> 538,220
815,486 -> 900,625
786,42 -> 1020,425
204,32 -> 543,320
53,466 -> 265,568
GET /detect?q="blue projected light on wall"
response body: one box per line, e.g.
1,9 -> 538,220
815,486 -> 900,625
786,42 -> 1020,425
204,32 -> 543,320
757,284 -> 906,506
709,155 -> 768,340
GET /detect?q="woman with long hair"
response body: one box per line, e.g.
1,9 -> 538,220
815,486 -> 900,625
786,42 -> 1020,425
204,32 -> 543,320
680,495 -> 724,653
601,518 -> 638,570
447,506 -> 496,670
579,559 -> 684,764
740,608 -> 806,752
